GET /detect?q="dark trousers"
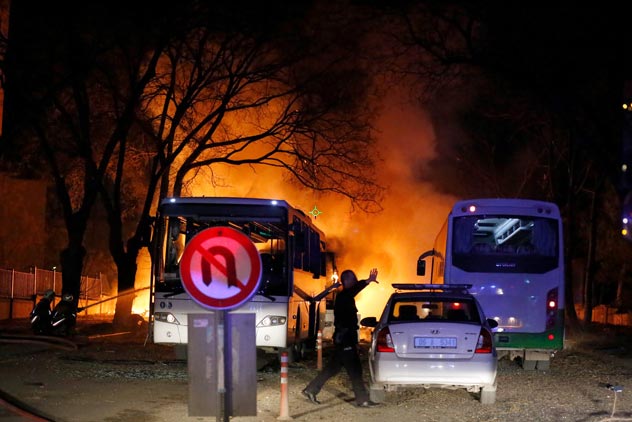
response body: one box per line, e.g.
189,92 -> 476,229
304,343 -> 369,405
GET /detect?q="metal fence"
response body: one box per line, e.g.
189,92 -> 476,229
0,267 -> 102,300
0,267 -> 111,320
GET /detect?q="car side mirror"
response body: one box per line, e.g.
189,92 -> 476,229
486,318 -> 499,329
360,316 -> 378,328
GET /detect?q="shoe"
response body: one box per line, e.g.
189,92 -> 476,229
357,400 -> 380,408
302,389 -> 321,405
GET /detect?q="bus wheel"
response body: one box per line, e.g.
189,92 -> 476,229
291,342 -> 307,362
174,344 -> 187,361
536,359 -> 550,370
283,346 -> 299,364
520,358 -> 537,371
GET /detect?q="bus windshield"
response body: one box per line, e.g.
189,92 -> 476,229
451,215 -> 559,274
157,202 -> 291,297
151,197 -> 335,352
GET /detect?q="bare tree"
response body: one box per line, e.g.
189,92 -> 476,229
374,1 -> 629,325
1,3 -> 382,325
0,0 -> 7,92
2,2 -> 187,312
97,4 -> 383,324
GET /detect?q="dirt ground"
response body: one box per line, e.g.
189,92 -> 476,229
1,319 -> 632,422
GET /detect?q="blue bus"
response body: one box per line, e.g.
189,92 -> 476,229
417,198 -> 564,370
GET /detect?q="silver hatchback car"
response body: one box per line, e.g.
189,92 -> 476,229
360,284 -> 498,404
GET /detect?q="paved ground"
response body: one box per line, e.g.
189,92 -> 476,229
1,318 -> 632,422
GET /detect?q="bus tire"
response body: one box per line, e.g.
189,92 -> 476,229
174,344 -> 187,361
286,344 -> 301,363
536,359 -> 550,370
291,341 -> 307,362
520,358 -> 537,370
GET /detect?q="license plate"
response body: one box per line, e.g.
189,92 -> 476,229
414,336 -> 457,348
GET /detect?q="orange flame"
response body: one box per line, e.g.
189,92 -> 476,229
132,95 -> 457,319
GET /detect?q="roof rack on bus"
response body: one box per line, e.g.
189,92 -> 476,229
392,283 -> 472,293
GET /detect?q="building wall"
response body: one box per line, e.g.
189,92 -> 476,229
0,174 -> 47,270
0,0 -> 9,136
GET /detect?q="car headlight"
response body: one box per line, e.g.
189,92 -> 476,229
155,312 -> 180,324
257,315 -> 287,327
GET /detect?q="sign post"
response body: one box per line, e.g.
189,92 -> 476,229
181,226 -> 262,421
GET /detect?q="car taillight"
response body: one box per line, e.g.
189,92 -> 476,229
475,328 -> 493,354
546,288 -> 558,330
376,327 -> 395,353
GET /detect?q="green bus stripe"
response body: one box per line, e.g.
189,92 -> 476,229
494,325 -> 564,350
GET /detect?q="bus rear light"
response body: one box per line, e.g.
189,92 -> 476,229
546,288 -> 559,329
475,328 -> 493,353
257,315 -> 287,327
376,327 -> 395,353
548,334 -> 555,341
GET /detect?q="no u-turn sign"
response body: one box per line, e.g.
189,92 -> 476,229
179,226 -> 262,310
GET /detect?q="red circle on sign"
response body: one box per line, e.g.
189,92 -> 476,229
179,226 -> 262,310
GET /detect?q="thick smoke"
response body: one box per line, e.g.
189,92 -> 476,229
178,94 -> 457,318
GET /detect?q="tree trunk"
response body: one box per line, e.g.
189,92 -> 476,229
60,243 -> 86,307
616,263 -> 625,309
112,233 -> 144,329
563,207 -> 580,325
112,251 -> 138,328
563,223 -> 579,324
582,190 -> 598,324
560,134 -> 579,326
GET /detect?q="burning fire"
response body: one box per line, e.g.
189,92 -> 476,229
131,94 -> 457,319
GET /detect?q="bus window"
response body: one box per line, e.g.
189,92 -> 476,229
309,230 -> 321,277
293,218 -> 306,269
165,217 -> 185,276
451,215 -> 558,273
259,252 -> 288,296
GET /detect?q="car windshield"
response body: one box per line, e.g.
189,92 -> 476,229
388,298 -> 480,324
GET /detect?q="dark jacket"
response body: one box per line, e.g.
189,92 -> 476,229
30,298 -> 53,334
52,299 -> 77,335
333,279 -> 369,347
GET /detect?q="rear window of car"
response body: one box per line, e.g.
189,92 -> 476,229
388,298 -> 481,324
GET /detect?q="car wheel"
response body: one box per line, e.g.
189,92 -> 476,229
369,384 -> 386,403
480,385 -> 496,404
